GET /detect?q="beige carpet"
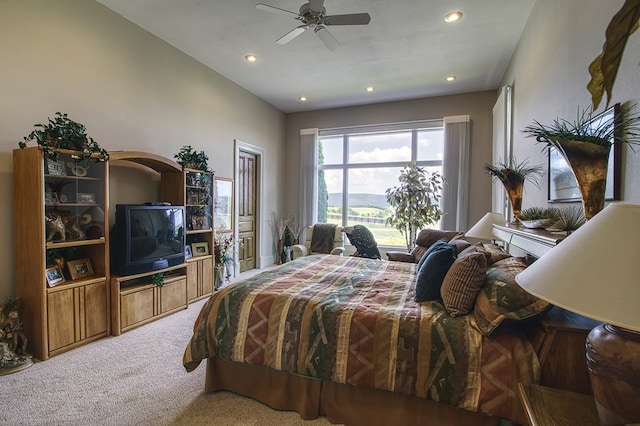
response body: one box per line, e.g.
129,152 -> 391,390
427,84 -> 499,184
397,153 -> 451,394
0,271 -> 333,426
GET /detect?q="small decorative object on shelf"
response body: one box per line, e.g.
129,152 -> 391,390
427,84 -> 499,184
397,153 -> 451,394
151,272 -> 165,288
0,297 -> 33,375
484,158 -> 543,222
191,241 -> 209,257
517,207 -> 560,229
524,103 -> 640,219
45,266 -> 66,287
67,258 -> 94,280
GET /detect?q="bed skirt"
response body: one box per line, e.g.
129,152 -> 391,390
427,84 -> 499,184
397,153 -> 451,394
205,357 -> 502,426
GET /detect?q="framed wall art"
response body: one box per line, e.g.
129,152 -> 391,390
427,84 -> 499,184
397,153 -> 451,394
67,258 -> 94,280
548,104 -> 621,202
214,177 -> 234,232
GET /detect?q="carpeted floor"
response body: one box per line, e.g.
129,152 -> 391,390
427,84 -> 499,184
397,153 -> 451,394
0,270 -> 333,426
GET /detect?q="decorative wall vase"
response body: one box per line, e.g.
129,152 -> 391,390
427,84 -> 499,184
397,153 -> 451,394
277,239 -> 283,265
557,140 -> 609,220
498,170 -> 525,221
214,265 -> 224,290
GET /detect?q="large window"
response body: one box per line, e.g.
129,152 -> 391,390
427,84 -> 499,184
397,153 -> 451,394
318,120 -> 444,246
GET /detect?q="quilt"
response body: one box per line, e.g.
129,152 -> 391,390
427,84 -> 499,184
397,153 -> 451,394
183,255 -> 540,420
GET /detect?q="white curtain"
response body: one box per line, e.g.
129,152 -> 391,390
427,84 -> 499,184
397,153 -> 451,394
492,85 -> 512,219
441,115 -> 471,231
299,128 -> 318,228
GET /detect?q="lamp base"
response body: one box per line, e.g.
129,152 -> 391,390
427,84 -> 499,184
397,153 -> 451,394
586,324 -> 640,425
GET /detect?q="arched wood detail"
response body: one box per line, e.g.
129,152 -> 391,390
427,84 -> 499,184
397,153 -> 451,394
108,151 -> 182,174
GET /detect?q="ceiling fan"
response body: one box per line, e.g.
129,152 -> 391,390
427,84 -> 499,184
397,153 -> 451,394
256,0 -> 371,51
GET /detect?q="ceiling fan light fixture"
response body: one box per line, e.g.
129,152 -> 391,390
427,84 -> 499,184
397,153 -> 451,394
299,96 -> 308,102
365,86 -> 374,93
444,11 -> 463,23
446,75 -> 457,82
245,54 -> 258,63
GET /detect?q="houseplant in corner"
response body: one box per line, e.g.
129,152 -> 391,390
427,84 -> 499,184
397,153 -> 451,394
18,112 -> 108,165
523,104 -> 640,219
484,158 -> 543,222
385,163 -> 443,251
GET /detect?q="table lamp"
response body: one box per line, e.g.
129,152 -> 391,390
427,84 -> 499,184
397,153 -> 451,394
465,212 -> 506,241
515,203 -> 640,425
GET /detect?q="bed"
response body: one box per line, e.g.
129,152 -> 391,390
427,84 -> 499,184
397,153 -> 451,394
183,251 -> 550,425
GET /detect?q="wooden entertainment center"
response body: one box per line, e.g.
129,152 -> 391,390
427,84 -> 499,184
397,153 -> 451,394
14,148 -> 215,360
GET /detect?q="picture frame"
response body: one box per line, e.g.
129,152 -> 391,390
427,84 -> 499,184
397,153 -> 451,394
67,258 -> 94,280
77,193 -> 96,204
548,104 -> 621,202
45,266 -> 66,287
185,245 -> 193,260
46,159 -> 66,176
191,242 -> 209,257
214,177 -> 234,232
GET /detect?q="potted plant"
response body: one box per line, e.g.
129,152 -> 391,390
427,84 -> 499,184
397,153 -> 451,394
174,145 -> 210,172
523,104 -> 640,219
517,207 -> 560,229
18,112 -> 108,165
484,158 -> 543,221
385,163 -> 443,251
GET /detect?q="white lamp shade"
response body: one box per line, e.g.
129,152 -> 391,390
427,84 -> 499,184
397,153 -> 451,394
466,212 -> 506,240
515,203 -> 640,332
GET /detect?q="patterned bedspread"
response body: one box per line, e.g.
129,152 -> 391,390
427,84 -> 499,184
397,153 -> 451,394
183,255 -> 540,420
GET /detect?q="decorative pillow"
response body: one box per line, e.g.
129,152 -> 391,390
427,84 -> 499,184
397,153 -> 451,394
416,238 -> 448,271
472,256 -> 551,336
441,244 -> 489,317
414,242 -> 457,302
482,243 -> 512,265
411,229 -> 464,262
449,236 -> 472,254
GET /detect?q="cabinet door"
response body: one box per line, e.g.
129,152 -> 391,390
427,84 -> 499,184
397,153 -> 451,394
200,258 -> 214,295
83,281 -> 108,338
160,278 -> 187,313
121,287 -> 155,329
48,289 -> 76,351
186,261 -> 199,301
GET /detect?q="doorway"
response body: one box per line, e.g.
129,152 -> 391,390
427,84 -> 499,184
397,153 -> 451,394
235,140 -> 263,272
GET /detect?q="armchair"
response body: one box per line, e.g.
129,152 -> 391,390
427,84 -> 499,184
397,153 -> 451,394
386,229 -> 464,263
292,223 -> 345,258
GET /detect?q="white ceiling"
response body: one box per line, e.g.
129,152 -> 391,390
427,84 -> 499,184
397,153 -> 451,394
95,0 -> 535,113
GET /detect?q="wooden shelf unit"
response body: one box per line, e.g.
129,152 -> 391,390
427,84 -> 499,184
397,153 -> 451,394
14,147 -> 110,360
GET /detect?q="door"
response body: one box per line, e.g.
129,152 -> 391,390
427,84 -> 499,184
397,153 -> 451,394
238,150 -> 257,272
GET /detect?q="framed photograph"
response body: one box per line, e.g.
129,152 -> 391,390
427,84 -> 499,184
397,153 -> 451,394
44,192 -> 58,205
185,245 -> 193,260
67,258 -> 94,280
548,104 -> 621,202
46,159 -> 66,176
77,193 -> 96,204
45,266 -> 66,287
191,242 -> 209,257
214,177 -> 234,232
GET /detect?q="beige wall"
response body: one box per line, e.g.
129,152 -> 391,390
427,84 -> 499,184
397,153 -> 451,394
0,0 -> 286,299
285,91 -> 498,231
502,0 -> 640,208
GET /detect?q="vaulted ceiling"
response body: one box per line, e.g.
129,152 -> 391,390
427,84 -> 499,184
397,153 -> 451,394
95,0 -> 535,113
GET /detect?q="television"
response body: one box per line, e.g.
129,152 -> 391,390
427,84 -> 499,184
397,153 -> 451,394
111,204 -> 186,276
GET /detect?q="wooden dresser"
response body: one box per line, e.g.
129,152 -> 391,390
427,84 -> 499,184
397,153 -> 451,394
493,223 -> 601,395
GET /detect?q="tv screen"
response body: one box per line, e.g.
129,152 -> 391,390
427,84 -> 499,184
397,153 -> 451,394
112,204 -> 185,276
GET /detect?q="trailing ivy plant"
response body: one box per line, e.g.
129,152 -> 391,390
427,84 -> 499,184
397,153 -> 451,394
151,272 -> 165,288
174,145 -> 210,172
385,163 -> 443,251
19,112 -> 108,165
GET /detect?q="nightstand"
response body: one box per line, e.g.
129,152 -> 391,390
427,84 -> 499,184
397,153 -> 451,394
518,383 -> 600,426
527,306 -> 601,395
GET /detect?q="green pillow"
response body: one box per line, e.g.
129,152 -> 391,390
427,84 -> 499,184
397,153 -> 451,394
414,242 -> 457,302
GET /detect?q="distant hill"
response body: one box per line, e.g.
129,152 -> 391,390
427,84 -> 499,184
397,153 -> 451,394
327,193 -> 388,209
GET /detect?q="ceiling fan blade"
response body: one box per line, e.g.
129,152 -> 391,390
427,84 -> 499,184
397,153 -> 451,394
324,13 -> 371,26
276,25 -> 307,44
256,3 -> 300,18
308,0 -> 325,14
315,26 -> 340,51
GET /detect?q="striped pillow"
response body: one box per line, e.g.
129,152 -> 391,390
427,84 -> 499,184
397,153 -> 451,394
440,244 -> 489,317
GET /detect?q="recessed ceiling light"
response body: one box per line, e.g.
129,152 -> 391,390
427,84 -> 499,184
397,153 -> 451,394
444,11 -> 463,23
446,75 -> 457,82
245,54 -> 257,62
365,86 -> 374,93
299,96 -> 307,102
